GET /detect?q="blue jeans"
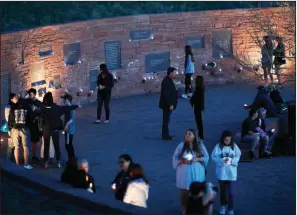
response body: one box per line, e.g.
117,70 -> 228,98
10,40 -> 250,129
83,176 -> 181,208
162,109 -> 172,137
241,133 -> 260,151
219,180 -> 234,210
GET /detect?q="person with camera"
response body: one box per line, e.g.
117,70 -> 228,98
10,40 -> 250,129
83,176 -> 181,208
173,129 -> 209,215
187,182 -> 217,215
211,131 -> 241,215
273,37 -> 286,85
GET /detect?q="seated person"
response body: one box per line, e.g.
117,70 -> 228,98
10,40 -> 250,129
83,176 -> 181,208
123,164 -> 149,208
187,182 -> 217,215
241,109 -> 260,158
255,108 -> 275,158
245,86 -> 276,117
111,154 -> 134,201
75,159 -> 96,193
61,158 -> 96,193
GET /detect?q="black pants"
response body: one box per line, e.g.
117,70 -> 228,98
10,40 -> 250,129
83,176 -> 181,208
65,133 -> 75,160
185,73 -> 193,94
194,108 -> 204,139
97,92 -> 111,120
43,129 -> 60,162
162,109 -> 172,137
219,180 -> 234,210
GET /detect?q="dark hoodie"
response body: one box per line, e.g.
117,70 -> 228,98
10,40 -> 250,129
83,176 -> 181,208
250,89 -> 276,117
112,169 -> 132,201
97,72 -> 114,95
8,99 -> 33,130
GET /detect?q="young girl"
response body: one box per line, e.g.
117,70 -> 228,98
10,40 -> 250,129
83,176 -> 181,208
173,129 -> 209,215
182,45 -> 195,99
211,131 -> 241,215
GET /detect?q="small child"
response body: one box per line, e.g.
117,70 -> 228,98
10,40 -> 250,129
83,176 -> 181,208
211,131 -> 241,215
61,93 -> 76,162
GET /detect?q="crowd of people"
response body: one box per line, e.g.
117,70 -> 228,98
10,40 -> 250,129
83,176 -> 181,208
1,41 -> 284,215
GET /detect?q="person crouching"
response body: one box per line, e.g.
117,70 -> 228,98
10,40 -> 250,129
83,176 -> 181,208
123,164 -> 149,208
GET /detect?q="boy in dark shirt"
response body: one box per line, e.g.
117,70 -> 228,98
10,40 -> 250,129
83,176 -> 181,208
241,109 -> 260,158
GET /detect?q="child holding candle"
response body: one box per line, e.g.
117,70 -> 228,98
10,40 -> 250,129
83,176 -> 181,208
211,131 -> 241,215
172,129 -> 209,215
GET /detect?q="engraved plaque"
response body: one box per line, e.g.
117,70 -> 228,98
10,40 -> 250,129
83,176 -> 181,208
129,29 -> 153,41
39,44 -> 54,57
145,52 -> 170,73
104,41 -> 121,70
1,73 -> 11,106
49,80 -> 54,88
89,69 -> 99,91
38,87 -> 46,97
212,30 -> 233,59
54,75 -> 61,89
63,42 -> 81,66
30,62 -> 46,87
185,36 -> 205,49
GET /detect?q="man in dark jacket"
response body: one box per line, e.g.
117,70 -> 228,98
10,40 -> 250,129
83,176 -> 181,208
159,67 -> 178,140
8,94 -> 33,169
94,63 -> 114,124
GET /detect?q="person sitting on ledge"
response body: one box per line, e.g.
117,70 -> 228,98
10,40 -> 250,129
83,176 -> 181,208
241,109 -> 260,159
123,164 -> 149,208
61,157 -> 79,185
111,154 -> 134,201
245,86 -> 276,117
254,108 -> 275,158
76,159 -> 96,193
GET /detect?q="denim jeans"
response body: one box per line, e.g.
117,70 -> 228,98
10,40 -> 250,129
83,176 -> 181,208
241,133 -> 260,151
162,110 -> 172,137
219,180 -> 234,210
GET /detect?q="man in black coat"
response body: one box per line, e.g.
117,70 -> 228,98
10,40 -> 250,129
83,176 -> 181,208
159,67 -> 178,140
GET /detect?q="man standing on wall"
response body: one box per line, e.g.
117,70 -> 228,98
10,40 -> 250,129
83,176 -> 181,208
159,67 -> 178,141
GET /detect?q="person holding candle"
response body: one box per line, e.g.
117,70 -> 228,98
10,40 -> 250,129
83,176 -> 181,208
111,154 -> 134,201
211,130 -> 241,215
172,129 -> 209,215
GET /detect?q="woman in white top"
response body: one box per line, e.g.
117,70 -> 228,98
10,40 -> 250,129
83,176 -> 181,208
173,129 -> 209,215
123,164 -> 149,208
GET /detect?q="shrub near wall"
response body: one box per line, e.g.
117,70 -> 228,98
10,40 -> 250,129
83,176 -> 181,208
0,8 -> 293,108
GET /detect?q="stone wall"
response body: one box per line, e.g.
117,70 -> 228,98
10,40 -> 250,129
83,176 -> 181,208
0,7 -> 293,110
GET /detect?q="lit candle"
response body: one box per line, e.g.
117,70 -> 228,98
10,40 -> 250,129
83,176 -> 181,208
183,152 -> 194,161
79,88 -> 83,92
219,69 -> 222,72
0,138 -> 4,142
220,54 -> 223,59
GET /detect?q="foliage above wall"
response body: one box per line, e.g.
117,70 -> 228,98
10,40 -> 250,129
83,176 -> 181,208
1,1 -> 278,33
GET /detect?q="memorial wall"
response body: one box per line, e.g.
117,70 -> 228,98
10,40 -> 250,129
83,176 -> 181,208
0,7 -> 293,112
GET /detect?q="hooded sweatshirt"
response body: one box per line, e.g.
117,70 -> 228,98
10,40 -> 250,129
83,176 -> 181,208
123,178 -> 149,208
211,143 -> 241,181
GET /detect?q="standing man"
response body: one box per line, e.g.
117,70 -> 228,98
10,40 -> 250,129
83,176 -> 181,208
261,36 -> 275,86
94,63 -> 114,124
159,67 -> 178,140
27,88 -> 43,162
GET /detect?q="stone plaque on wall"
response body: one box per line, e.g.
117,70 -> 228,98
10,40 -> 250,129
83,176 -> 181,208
89,69 -> 98,91
185,36 -> 205,49
145,52 -> 170,73
129,29 -> 153,41
30,61 -> 46,87
212,30 -> 233,59
104,41 -> 121,70
0,73 -> 11,121
54,75 -> 61,89
39,44 -> 54,57
63,42 -> 81,66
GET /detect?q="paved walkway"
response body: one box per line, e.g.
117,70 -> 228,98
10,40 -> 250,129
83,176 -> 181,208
31,81 -> 295,214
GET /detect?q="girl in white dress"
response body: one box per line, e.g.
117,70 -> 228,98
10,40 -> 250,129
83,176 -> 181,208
173,129 -> 209,215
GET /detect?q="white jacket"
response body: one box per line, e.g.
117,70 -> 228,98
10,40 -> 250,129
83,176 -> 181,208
123,178 -> 149,208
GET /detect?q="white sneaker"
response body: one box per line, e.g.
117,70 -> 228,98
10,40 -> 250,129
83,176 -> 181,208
24,165 -> 33,170
228,210 -> 234,215
181,94 -> 188,99
104,120 -> 109,124
220,205 -> 227,215
187,93 -> 193,97
87,188 -> 94,193
94,120 -> 101,124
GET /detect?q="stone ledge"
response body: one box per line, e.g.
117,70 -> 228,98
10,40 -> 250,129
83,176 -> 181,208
0,158 -> 161,215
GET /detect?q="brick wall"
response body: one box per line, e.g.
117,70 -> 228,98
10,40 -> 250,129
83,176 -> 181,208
0,7 -> 293,109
